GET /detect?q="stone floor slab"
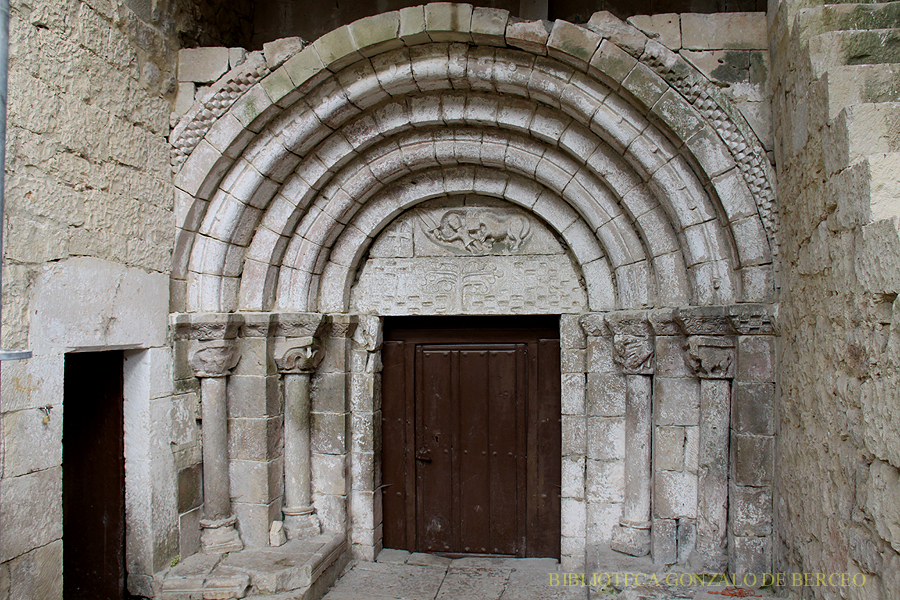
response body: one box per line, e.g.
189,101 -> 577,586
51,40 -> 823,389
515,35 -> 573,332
323,562 -> 446,600
375,549 -> 411,564
435,567 -> 511,600
407,553 -> 452,568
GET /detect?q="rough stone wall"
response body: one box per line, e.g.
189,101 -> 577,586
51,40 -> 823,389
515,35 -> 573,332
0,1 -> 250,598
771,0 -> 900,597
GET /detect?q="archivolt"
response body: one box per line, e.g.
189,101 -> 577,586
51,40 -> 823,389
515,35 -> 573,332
171,6 -> 774,314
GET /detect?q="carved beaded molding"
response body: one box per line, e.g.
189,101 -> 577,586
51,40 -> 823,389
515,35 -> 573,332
171,5 -> 777,315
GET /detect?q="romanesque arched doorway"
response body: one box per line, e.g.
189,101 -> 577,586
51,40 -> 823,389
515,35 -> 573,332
170,3 -> 777,578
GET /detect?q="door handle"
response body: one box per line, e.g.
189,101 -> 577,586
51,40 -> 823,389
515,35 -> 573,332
415,447 -> 432,462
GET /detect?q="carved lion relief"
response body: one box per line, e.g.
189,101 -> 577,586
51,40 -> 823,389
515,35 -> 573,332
421,209 -> 532,254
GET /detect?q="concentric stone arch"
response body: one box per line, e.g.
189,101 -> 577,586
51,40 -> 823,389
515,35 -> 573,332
169,3 -> 779,574
171,5 -> 775,314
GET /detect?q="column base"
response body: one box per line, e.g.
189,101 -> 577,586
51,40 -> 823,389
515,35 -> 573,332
284,506 -> 321,539
610,520 -> 651,557
200,515 -> 244,554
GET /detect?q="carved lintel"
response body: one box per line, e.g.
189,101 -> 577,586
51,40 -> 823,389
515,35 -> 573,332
579,313 -> 609,337
687,336 -> 735,379
613,334 -> 655,375
190,341 -> 241,378
276,337 -> 324,374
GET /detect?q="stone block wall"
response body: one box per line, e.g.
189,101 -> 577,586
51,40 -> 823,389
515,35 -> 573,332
771,0 -> 900,597
0,1 -> 251,597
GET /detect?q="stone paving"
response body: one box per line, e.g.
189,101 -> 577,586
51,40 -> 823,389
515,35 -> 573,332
321,551 -> 588,600
319,550 -> 789,600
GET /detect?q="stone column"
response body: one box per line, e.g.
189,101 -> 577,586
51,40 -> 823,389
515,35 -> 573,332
277,338 -> 324,539
190,340 -> 243,554
607,314 -> 654,557
686,335 -> 735,571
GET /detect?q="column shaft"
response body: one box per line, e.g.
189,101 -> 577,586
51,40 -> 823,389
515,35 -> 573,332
623,373 -> 652,524
201,377 -> 232,520
283,372 -> 312,511
697,377 -> 731,569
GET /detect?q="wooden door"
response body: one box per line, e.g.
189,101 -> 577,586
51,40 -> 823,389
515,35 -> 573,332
63,351 -> 126,600
382,317 -> 560,558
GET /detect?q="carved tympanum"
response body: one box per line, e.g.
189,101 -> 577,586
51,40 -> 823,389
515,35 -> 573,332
190,341 -> 241,378
276,339 -> 324,374
422,209 -> 532,254
613,334 -> 654,375
687,336 -> 735,379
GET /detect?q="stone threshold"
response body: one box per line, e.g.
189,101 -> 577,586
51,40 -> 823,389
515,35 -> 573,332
156,534 -> 347,600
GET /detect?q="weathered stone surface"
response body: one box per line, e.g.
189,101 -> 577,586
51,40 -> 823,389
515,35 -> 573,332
654,471 -> 697,519
651,518 -> 677,564
730,485 -> 772,537
733,382 -> 775,435
29,257 -> 168,354
0,468 -> 62,562
733,434 -> 774,486
627,14 -> 680,50
178,47 -> 230,83
654,377 -> 700,426
682,13 -> 767,51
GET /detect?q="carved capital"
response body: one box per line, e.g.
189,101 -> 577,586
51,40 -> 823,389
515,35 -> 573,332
327,317 -> 358,339
613,334 -> 654,375
356,315 -> 383,352
190,341 -> 241,378
276,338 -> 324,374
687,336 -> 735,379
579,313 -> 609,337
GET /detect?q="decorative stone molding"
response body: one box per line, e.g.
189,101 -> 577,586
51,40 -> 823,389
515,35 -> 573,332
189,341 -> 241,378
687,336 -> 736,380
182,313 -> 244,341
727,304 -> 777,336
170,52 -> 271,171
275,313 -> 327,339
675,307 -> 737,336
276,338 -> 324,374
242,312 -> 276,338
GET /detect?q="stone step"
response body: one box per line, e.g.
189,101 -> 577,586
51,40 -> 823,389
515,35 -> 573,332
825,102 -> 900,174
825,63 -> 900,120
156,535 -> 347,600
827,152 -> 900,223
799,2 -> 900,38
807,28 -> 900,75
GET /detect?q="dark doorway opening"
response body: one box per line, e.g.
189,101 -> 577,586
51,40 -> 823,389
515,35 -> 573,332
381,316 -> 561,559
63,351 -> 127,600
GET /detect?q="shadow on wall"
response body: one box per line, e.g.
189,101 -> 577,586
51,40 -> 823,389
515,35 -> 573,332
247,0 -> 766,49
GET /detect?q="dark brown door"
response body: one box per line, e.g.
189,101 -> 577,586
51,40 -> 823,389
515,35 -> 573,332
382,317 -> 560,558
63,351 -> 126,600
